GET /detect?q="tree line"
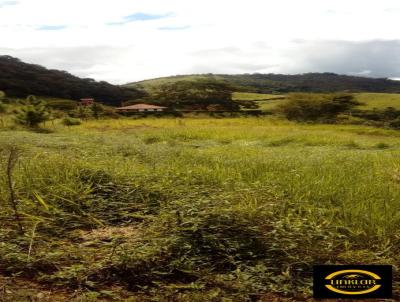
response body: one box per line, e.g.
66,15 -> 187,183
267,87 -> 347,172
0,55 -> 144,106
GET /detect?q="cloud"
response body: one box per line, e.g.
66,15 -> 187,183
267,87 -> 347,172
0,1 -> 18,8
2,1 -> 400,82
36,25 -> 67,31
158,25 -> 190,31
190,47 -> 243,56
0,46 -> 133,81
384,8 -> 400,13
281,40 -> 400,78
107,12 -> 173,26
2,39 -> 400,84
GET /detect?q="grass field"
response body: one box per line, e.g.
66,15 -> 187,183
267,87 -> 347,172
125,75 -> 223,92
232,92 -> 284,101
354,93 -> 400,110
233,92 -> 400,112
232,92 -> 286,111
1,117 -> 399,301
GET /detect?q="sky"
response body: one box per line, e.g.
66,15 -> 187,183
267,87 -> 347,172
1,0 -> 400,84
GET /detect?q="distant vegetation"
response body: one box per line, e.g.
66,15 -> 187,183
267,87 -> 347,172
232,92 -> 286,110
127,73 -> 400,94
0,55 -> 144,106
132,79 -> 240,111
277,93 -> 360,122
3,55 -> 400,111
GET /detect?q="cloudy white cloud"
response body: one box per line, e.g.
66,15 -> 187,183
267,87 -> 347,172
1,0 -> 400,83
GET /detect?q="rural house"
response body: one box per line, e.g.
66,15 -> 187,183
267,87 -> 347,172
116,104 -> 167,112
80,98 -> 95,106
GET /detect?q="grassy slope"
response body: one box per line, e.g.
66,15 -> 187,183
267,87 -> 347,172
1,118 -> 400,301
127,76 -> 400,112
233,92 -> 286,111
126,75 -> 226,94
355,93 -> 400,109
124,74 -> 400,94
234,92 -> 400,111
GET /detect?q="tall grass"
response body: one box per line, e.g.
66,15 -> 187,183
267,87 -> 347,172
0,117 -> 399,300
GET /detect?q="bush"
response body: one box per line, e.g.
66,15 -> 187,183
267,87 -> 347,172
336,114 -> 367,125
14,95 -> 51,128
47,99 -> 78,111
69,105 -> 93,119
62,117 -> 81,126
277,93 -> 360,122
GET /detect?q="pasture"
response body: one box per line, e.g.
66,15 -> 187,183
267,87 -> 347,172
355,93 -> 400,110
233,92 -> 400,112
1,117 -> 399,301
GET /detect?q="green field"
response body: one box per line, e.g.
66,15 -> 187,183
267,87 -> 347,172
232,92 -> 286,111
125,75 -> 224,92
1,117 -> 400,301
233,92 -> 400,112
354,93 -> 400,109
232,92 -> 284,101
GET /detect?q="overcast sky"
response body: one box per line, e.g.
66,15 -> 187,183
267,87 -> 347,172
1,0 -> 400,84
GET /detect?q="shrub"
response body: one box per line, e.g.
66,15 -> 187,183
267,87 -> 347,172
47,99 -> 78,111
14,95 -> 51,128
62,117 -> 82,126
277,93 -> 360,122
336,114 -> 367,125
91,103 -> 104,119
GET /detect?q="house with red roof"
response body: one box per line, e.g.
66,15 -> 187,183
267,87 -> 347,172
80,98 -> 95,106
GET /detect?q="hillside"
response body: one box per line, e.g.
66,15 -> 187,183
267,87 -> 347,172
232,92 -> 400,111
0,55 -> 144,106
126,73 -> 400,94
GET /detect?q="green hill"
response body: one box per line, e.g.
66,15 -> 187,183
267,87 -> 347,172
0,55 -> 144,106
234,92 -> 400,111
126,73 -> 400,94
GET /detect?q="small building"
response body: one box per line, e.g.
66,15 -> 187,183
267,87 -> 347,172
80,98 -> 95,106
115,104 -> 167,112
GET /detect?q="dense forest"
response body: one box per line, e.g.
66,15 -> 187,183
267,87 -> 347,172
0,55 -> 144,106
128,73 -> 400,94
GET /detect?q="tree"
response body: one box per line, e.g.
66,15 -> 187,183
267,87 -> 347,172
14,95 -> 51,128
91,102 -> 104,119
149,80 -> 239,111
277,93 -> 360,122
71,105 -> 92,120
